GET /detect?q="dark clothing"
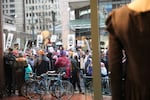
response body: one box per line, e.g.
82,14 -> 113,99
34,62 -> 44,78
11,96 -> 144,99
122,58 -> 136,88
106,5 -> 150,100
35,55 -> 50,76
47,52 -> 53,70
70,58 -> 82,92
14,57 -> 27,95
4,53 -> 16,95
36,60 -> 49,76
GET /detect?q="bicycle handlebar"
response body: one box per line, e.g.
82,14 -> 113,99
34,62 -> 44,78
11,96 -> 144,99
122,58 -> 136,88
46,71 -> 66,76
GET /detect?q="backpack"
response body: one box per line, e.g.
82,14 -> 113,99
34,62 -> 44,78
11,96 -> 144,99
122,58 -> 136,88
4,53 -> 16,66
25,64 -> 33,81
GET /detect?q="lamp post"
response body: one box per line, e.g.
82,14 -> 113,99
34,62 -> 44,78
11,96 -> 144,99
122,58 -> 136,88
52,11 -> 55,35
51,10 -> 56,48
31,6 -> 35,48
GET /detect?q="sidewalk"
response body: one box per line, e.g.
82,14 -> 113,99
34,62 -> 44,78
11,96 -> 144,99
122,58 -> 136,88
0,94 -> 111,100
0,74 -> 112,100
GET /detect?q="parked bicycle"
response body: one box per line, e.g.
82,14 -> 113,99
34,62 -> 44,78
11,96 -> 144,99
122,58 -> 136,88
21,71 -> 74,100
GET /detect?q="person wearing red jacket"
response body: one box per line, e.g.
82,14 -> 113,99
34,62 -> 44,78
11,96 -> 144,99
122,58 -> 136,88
54,50 -> 72,81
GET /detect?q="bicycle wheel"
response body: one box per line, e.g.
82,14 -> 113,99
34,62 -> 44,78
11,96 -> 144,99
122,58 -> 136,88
52,80 -> 74,100
52,80 -> 64,99
60,80 -> 74,100
86,81 -> 93,93
21,83 -> 28,97
25,81 -> 42,100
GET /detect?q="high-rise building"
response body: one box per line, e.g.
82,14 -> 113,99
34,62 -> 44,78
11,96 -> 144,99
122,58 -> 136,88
2,0 -> 61,48
68,0 -> 131,49
2,0 -> 16,17
24,0 -> 61,34
2,0 -> 24,32
2,0 -> 61,35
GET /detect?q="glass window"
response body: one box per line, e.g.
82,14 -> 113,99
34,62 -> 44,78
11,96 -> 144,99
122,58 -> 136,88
10,4 -> 15,8
10,0 -> 14,2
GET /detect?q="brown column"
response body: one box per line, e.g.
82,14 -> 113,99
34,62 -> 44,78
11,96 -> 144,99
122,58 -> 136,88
0,0 -> 5,90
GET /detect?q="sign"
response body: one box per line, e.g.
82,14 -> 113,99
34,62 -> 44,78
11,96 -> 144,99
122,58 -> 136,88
16,38 -> 20,49
50,35 -> 57,42
48,46 -> 55,53
67,34 -> 75,50
6,33 -> 13,49
23,40 -> 28,53
37,35 -> 43,48
77,40 -> 84,47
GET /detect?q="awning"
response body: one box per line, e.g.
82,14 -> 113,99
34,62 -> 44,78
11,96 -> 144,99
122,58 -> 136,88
69,19 -> 106,29
69,0 -> 90,10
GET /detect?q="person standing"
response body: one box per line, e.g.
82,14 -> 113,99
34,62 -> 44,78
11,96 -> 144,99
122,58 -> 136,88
106,0 -> 150,100
4,48 -> 16,96
14,53 -> 27,96
34,50 -> 50,76
70,55 -> 83,93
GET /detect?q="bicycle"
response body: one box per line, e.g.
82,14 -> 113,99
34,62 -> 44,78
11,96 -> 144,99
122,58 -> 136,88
21,71 -> 74,100
21,72 -> 42,99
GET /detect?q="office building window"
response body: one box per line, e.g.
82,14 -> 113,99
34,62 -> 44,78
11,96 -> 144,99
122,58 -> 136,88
10,4 -> 15,8
27,26 -> 29,30
10,0 -> 14,2
26,0 -> 28,4
26,13 -> 28,17
10,10 -> 15,13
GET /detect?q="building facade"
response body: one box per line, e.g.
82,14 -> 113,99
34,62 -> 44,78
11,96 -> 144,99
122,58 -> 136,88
69,0 -> 131,50
2,0 -> 61,49
2,0 -> 24,32
24,0 -> 61,34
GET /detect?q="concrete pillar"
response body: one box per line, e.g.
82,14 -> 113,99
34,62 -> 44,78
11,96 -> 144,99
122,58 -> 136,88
0,0 -> 5,90
59,0 -> 70,49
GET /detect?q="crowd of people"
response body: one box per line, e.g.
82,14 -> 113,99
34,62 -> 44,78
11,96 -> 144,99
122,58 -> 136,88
3,46 -> 109,96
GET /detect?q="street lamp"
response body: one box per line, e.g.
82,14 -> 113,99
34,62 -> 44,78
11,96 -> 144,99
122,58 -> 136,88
31,6 -> 35,47
52,11 -> 55,35
30,6 -> 38,48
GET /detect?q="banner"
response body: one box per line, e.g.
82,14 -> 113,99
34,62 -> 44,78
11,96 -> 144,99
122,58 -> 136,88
6,33 -> 13,49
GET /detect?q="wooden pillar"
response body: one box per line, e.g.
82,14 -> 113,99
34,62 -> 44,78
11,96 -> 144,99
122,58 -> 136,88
91,0 -> 102,100
0,0 -> 5,90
